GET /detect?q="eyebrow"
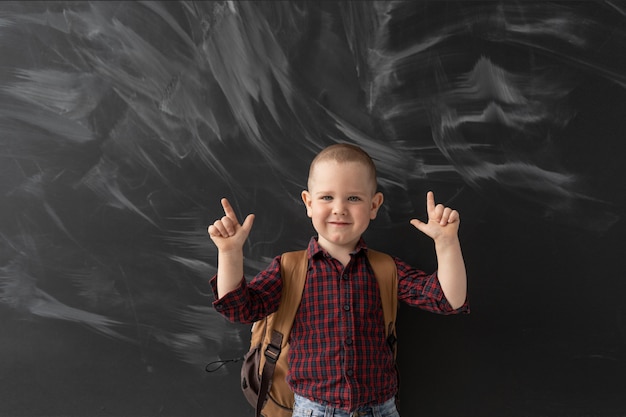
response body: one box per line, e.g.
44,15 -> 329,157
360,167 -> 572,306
313,190 -> 369,196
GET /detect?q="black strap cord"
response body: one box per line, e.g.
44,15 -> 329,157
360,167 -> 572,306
205,356 -> 243,373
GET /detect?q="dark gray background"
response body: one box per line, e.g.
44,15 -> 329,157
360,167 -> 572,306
1,2 -> 625,416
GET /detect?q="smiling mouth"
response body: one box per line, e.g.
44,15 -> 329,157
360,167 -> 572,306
329,221 -> 350,226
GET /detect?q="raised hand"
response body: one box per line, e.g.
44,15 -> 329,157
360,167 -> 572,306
409,191 -> 460,243
208,198 -> 255,252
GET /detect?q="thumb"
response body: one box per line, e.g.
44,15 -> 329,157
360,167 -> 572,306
241,214 -> 255,232
410,218 -> 428,234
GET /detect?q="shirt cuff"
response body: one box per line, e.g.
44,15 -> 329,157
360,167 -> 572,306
210,275 -> 246,312
429,271 -> 470,314
449,297 -> 470,314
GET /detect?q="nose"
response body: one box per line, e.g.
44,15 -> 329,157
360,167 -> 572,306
332,200 -> 347,215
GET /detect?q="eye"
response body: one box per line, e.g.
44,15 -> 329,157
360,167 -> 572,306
348,196 -> 362,202
320,195 -> 333,201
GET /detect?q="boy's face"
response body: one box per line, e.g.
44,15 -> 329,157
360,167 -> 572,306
301,160 -> 383,253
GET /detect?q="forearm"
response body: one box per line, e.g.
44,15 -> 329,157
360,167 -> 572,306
435,237 -> 467,309
216,249 -> 245,298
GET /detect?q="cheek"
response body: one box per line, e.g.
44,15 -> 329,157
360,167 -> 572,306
310,205 -> 330,221
306,203 -> 321,219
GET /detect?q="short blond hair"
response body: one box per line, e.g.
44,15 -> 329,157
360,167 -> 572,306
307,143 -> 378,192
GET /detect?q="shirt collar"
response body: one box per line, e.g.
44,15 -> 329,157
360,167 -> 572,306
306,236 -> 369,260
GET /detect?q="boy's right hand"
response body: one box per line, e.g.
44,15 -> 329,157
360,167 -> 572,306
208,198 -> 255,252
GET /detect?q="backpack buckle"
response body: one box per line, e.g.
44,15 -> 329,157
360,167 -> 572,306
264,343 -> 280,364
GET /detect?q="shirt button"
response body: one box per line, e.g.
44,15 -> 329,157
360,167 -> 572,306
346,369 -> 354,377
215,304 -> 224,311
346,338 -> 353,345
342,274 -> 349,280
343,304 -> 350,311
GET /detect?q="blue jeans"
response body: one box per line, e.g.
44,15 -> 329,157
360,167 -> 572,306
292,394 -> 400,417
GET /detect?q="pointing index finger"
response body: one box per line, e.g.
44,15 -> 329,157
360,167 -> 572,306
220,198 -> 239,223
426,191 -> 436,215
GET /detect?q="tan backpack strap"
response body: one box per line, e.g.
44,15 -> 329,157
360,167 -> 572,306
367,249 -> 401,410
256,250 -> 308,416
272,250 -> 308,338
367,249 -> 398,357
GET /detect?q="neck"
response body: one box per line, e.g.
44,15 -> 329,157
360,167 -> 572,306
317,238 -> 357,266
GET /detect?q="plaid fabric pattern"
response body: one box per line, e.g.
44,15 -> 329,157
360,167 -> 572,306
211,237 -> 469,411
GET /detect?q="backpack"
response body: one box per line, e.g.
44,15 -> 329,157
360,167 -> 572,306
240,249 -> 398,417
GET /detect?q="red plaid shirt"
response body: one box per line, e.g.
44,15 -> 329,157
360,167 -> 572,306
211,237 -> 469,411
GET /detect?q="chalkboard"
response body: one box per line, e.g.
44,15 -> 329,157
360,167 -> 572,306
1,2 -> 625,416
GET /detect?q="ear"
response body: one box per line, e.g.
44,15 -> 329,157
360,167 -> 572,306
301,190 -> 313,218
370,192 -> 384,219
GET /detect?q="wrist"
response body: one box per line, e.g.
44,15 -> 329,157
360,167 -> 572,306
218,247 -> 244,259
434,235 -> 460,252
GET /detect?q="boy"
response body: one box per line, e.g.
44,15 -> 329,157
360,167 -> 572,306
208,143 -> 468,417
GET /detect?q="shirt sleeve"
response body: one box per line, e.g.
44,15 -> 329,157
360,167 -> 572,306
395,257 -> 469,314
210,255 -> 284,323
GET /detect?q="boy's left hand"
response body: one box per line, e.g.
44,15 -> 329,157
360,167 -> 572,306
410,191 -> 460,243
